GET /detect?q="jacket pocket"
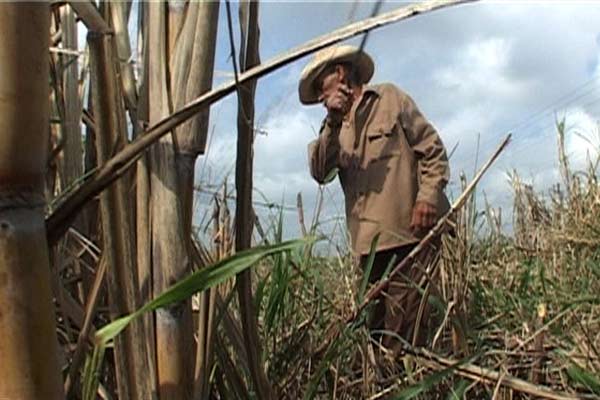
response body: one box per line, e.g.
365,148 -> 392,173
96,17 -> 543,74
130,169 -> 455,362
366,121 -> 402,163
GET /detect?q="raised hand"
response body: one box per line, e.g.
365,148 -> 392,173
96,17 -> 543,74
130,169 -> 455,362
319,83 -> 353,126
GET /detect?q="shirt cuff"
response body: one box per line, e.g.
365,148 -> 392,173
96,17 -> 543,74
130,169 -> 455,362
416,183 -> 441,208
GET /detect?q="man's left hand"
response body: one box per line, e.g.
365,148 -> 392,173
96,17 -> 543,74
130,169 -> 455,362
410,201 -> 437,233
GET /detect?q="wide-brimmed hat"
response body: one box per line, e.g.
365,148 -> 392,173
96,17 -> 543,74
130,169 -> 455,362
298,45 -> 374,105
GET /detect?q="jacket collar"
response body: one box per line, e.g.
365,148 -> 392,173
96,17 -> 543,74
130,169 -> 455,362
362,84 -> 381,97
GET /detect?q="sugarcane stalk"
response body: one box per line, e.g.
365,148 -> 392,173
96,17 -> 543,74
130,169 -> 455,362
135,1 -> 159,396
0,3 -> 63,399
229,1 -> 274,398
146,2 -> 194,397
59,3 -> 84,190
68,0 -> 111,34
88,29 -> 152,400
143,2 -> 220,398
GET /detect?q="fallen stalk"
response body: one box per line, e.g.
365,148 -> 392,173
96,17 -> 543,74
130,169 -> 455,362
46,0 -> 477,245
411,346 -> 583,400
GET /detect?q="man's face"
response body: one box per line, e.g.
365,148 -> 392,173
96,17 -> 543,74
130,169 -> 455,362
315,64 -> 344,102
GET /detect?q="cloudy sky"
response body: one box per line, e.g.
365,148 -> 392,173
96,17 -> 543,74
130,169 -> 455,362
189,1 -> 600,249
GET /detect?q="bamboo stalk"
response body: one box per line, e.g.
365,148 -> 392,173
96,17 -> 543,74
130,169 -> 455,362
0,3 -> 63,399
47,51 -> 62,198
80,56 -> 100,302
46,0 -> 477,244
168,1 -> 219,281
64,256 -> 107,395
59,3 -> 87,307
109,1 -> 139,130
141,2 -> 220,398
134,1 -> 159,396
229,1 -> 273,399
68,0 -> 111,34
59,3 -> 84,190
48,13 -> 67,199
147,3 -> 194,398
194,287 -> 217,400
88,30 -> 152,400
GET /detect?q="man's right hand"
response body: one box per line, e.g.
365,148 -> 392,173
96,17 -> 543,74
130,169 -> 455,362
319,83 -> 352,126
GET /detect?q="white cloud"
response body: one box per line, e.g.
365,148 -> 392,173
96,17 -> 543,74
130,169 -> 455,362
440,105 -> 496,154
563,108 -> 600,168
433,37 -> 528,101
255,110 -> 315,171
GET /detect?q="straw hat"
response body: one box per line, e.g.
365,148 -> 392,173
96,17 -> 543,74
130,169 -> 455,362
298,45 -> 374,105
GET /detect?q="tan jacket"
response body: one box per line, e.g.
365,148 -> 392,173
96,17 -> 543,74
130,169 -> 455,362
308,83 -> 450,255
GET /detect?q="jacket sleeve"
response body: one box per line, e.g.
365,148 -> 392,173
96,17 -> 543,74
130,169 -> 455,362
399,93 -> 450,206
307,119 -> 341,184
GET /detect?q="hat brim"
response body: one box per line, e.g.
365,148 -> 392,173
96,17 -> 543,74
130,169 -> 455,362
298,50 -> 374,105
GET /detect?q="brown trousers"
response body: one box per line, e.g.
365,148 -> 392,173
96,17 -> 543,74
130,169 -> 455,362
360,240 -> 440,349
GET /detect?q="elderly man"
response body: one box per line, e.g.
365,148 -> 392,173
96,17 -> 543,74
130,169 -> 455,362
300,45 -> 450,348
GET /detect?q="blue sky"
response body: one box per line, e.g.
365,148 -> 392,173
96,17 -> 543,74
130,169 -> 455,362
79,1 -> 600,251
194,1 -> 600,250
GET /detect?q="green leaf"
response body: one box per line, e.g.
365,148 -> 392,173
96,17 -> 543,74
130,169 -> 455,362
446,379 -> 469,400
81,345 -> 105,400
264,205 -> 291,332
357,233 -> 380,304
381,253 -> 398,281
95,237 -> 312,346
304,326 -> 353,400
566,363 -> 600,395
392,354 -> 478,400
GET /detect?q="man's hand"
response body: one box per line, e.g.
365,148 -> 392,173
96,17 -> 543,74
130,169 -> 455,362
410,201 -> 437,233
319,83 -> 352,126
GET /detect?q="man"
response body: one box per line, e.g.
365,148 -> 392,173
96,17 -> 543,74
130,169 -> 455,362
299,45 -> 450,348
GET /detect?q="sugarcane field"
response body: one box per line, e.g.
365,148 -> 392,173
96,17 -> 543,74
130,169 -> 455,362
2,1 -> 600,399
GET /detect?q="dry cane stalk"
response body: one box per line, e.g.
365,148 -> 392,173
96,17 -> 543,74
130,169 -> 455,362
59,1 -> 89,315
409,346 -> 579,400
88,28 -> 151,400
147,3 -> 194,398
68,1 -> 111,34
59,3 -> 84,189
146,1 -> 220,398
531,303 -> 547,384
229,1 -> 274,398
134,2 -> 157,394
0,4 -> 63,399
64,256 -> 107,395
